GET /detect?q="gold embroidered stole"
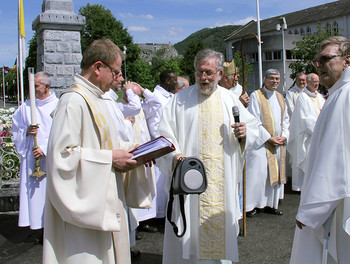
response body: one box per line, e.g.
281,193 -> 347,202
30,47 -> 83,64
198,90 -> 225,259
62,85 -> 113,150
255,88 -> 286,186
310,96 -> 323,116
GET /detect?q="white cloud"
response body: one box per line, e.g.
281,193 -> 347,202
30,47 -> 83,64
140,14 -> 154,19
128,26 -> 150,32
118,12 -> 154,19
168,27 -> 184,39
233,16 -> 256,25
215,8 -> 223,13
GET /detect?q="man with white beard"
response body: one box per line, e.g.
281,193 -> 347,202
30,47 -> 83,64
157,48 -> 259,263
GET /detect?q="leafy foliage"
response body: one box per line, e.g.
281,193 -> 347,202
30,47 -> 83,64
289,25 -> 343,79
174,25 -> 241,56
79,4 -> 140,80
180,41 -> 204,84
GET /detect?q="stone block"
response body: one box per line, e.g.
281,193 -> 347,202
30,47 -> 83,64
44,64 -> 56,75
65,54 -> 82,65
45,42 -> 56,52
57,42 -> 71,53
45,53 -> 64,64
71,42 -> 82,53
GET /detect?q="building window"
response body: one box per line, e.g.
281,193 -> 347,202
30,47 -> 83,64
274,51 -> 282,60
333,21 -> 339,34
300,28 -> 305,36
288,30 -> 292,34
294,29 -> 299,35
264,51 -> 281,61
306,27 -> 311,34
286,50 -> 298,60
247,53 -> 258,62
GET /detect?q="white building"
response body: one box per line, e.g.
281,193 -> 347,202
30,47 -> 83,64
224,0 -> 350,94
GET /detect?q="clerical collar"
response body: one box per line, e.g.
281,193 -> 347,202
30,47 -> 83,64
155,85 -> 173,98
304,88 -> 317,98
263,86 -> 275,97
36,92 -> 57,107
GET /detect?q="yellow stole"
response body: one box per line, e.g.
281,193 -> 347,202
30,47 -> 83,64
198,89 -> 226,259
255,88 -> 286,186
62,85 -> 113,150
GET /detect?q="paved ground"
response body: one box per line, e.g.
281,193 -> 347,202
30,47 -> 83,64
0,181 -> 300,264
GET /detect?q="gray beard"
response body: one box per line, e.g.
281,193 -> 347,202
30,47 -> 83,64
199,79 -> 219,95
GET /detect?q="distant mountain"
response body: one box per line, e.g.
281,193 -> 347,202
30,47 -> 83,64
173,25 -> 242,56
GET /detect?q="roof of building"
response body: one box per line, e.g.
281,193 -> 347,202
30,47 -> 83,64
225,0 -> 350,42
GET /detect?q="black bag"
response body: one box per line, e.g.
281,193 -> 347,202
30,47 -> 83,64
167,157 -> 207,237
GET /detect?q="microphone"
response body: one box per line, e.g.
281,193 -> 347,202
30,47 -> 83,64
232,106 -> 242,143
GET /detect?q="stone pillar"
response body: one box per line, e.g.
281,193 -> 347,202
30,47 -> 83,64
32,0 -> 85,92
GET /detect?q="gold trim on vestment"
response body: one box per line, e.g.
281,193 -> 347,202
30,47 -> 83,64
255,88 -> 286,186
64,85 -> 113,150
198,89 -> 226,259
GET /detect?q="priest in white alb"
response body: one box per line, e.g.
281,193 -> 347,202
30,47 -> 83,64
43,39 -> 152,264
290,36 -> 350,264
246,69 -> 289,217
287,73 -> 324,191
157,48 -> 259,263
12,72 -> 58,238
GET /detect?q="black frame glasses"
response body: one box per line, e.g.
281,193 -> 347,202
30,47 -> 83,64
101,61 -> 122,77
312,54 -> 343,67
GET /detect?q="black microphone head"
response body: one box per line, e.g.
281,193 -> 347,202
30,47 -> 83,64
232,106 -> 239,117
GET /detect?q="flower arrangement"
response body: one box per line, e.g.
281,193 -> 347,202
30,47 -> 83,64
0,107 -> 20,181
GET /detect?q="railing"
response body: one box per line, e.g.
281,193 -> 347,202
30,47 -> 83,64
0,136 -> 20,182
0,107 -> 20,186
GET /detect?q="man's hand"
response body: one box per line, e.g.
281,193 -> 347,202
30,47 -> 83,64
26,125 -> 39,136
296,219 -> 305,230
123,81 -> 132,91
239,94 -> 250,108
231,122 -> 246,140
268,136 -> 286,146
112,149 -> 138,172
124,116 -> 134,124
32,147 -> 44,160
173,153 -> 187,167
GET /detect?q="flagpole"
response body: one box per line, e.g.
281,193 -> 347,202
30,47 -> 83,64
18,0 -> 25,104
256,0 -> 263,88
2,66 -> 6,108
16,56 -> 20,107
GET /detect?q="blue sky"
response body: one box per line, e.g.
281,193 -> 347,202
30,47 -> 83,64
0,0 -> 337,67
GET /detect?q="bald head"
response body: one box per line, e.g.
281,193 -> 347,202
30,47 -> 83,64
123,82 -> 141,102
306,73 -> 320,93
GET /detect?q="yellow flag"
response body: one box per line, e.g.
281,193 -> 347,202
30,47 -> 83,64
19,0 -> 25,38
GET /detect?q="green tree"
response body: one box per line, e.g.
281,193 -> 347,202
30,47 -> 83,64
233,51 -> 253,88
180,40 -> 204,84
79,4 -> 141,81
289,25 -> 342,79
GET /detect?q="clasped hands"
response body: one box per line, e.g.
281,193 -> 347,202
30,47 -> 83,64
268,136 -> 286,146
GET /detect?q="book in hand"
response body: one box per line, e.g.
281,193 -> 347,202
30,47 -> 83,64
129,136 -> 176,163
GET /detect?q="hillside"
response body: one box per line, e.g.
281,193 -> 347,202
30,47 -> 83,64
174,25 -> 241,56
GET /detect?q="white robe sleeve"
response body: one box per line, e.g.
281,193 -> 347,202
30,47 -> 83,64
46,94 -> 122,232
142,90 -> 162,120
12,104 -> 31,158
117,89 -> 141,117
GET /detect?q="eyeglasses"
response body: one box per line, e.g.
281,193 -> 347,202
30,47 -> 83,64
312,54 -> 343,67
195,70 -> 219,78
101,61 -> 122,78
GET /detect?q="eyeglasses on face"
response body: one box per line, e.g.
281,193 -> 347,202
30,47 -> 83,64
312,54 -> 343,67
101,61 -> 122,77
195,70 -> 219,78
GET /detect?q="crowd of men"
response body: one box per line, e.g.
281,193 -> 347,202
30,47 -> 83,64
11,35 -> 350,263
